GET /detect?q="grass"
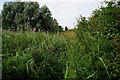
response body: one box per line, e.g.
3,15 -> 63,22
2,31 -> 67,79
59,29 -> 76,39
98,57 -> 110,78
2,2 -> 120,79
2,30 -> 120,79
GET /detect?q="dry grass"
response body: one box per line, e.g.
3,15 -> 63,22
59,30 -> 76,39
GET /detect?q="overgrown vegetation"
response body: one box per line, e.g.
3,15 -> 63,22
2,31 -> 67,79
2,1 -> 120,80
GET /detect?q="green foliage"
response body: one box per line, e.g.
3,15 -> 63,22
2,1 -> 120,80
40,5 -> 63,33
88,1 -> 120,40
66,1 -> 120,79
2,2 -> 63,32
2,31 -> 66,79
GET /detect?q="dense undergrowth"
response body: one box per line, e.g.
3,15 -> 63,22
2,1 -> 120,80
2,30 -> 120,79
2,31 -> 67,79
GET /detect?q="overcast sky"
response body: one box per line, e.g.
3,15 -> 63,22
0,0 -> 112,29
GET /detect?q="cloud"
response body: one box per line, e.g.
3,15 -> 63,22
0,0 -> 3,13
37,2 -> 102,29
20,0 -> 103,28
22,0 -> 105,2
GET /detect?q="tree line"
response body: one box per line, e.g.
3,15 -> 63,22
2,2 -> 63,32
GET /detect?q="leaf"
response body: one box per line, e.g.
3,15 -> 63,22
64,61 -> 68,79
98,57 -> 110,78
86,71 -> 97,79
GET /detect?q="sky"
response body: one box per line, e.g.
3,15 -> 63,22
0,0 -> 113,29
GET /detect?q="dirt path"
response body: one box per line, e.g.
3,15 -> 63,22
59,30 -> 76,39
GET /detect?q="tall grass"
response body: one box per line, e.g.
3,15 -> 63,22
2,1 -> 120,79
2,28 -> 120,79
2,31 -> 67,79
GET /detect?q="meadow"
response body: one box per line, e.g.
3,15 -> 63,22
2,1 -> 120,80
2,29 -> 120,79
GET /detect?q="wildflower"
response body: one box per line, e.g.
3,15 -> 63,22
93,21 -> 97,23
112,43 -> 116,44
112,26 -> 116,28
115,45 -> 120,47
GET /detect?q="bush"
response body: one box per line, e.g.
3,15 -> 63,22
65,1 -> 120,79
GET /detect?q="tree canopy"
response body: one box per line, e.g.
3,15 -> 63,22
2,2 -> 63,32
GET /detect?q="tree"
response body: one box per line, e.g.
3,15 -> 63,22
40,5 -> 63,33
22,2 -> 40,31
65,27 -> 68,31
2,2 -> 15,30
2,2 -> 63,32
